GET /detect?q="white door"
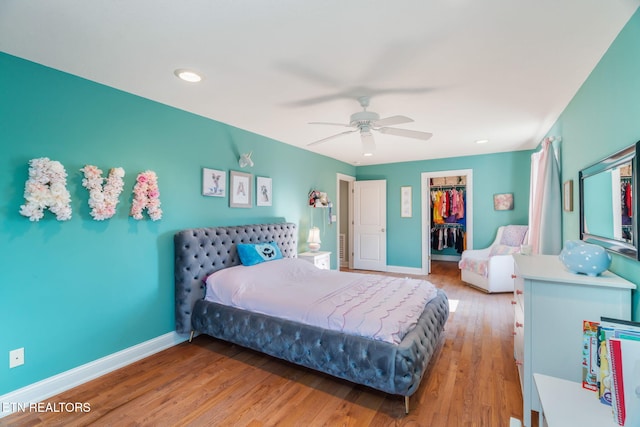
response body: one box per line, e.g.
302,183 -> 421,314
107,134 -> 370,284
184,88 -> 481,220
353,179 -> 387,271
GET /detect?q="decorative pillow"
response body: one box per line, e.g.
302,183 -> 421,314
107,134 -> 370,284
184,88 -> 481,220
500,225 -> 528,247
490,244 -> 521,256
236,241 -> 283,266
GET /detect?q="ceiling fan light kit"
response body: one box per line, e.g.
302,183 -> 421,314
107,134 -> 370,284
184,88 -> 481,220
361,131 -> 375,156
307,96 -> 433,157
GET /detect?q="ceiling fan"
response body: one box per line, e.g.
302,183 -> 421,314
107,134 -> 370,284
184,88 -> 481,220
307,96 -> 433,156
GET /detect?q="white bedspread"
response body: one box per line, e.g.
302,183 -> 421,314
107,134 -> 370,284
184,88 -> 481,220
204,258 -> 439,344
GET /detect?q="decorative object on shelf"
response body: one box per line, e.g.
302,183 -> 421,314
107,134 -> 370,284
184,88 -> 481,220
401,186 -> 412,218
238,152 -> 254,168
559,240 -> 611,276
202,168 -> 226,197
493,193 -> 514,211
563,180 -> 573,212
307,226 -> 321,252
308,189 -> 329,207
230,170 -> 252,208
256,176 -> 272,206
130,170 -> 162,221
80,165 -> 125,220
19,157 -> 72,221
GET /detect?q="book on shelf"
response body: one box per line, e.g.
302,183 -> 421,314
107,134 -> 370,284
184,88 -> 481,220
609,338 -> 625,424
583,320 -> 600,391
598,323 -> 617,405
599,317 -> 640,426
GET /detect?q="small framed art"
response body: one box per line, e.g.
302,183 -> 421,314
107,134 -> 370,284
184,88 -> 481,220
563,180 -> 573,212
230,170 -> 252,208
401,186 -> 412,218
202,168 -> 226,197
493,193 -> 514,211
256,176 -> 272,206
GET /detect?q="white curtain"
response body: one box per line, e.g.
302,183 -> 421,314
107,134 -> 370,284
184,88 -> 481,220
528,138 -> 562,254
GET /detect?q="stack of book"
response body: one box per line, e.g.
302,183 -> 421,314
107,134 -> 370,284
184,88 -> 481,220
584,317 -> 640,426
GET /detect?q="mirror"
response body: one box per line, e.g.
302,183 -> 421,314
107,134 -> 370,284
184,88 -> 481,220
579,141 -> 639,260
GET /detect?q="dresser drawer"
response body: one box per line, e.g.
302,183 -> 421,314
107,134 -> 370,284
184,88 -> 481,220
513,271 -> 524,307
513,302 -> 524,363
298,251 -> 331,270
314,254 -> 330,269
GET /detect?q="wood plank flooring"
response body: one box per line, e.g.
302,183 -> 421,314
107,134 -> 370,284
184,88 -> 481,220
1,261 -> 525,427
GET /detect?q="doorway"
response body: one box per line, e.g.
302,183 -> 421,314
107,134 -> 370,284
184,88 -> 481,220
336,173 -> 355,270
421,169 -> 473,274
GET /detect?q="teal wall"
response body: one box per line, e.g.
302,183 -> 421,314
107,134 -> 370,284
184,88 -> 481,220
547,7 -> 640,319
0,52 -> 355,394
357,150 -> 532,268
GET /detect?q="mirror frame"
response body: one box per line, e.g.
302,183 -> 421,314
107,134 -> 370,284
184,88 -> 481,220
579,140 -> 639,260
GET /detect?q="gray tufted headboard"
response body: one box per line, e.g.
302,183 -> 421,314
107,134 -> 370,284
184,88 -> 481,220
174,222 -> 298,334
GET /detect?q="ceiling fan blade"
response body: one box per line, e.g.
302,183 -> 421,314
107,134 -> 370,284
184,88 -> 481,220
378,127 -> 433,141
361,132 -> 376,156
307,129 -> 357,146
373,115 -> 414,127
308,121 -> 353,128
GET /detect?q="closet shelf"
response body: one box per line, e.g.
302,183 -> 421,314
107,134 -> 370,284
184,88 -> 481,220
431,185 -> 466,190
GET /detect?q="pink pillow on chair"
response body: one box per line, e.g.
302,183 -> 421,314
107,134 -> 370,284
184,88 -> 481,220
500,226 -> 528,247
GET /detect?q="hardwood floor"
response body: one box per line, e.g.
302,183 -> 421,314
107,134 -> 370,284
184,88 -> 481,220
2,261 -> 525,427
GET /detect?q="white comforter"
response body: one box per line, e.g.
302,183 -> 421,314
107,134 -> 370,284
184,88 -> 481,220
204,258 -> 439,344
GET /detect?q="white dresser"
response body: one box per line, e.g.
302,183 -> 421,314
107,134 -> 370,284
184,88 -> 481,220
298,251 -> 331,270
512,254 -> 635,427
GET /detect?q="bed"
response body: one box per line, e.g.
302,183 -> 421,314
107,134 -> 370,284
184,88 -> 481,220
174,222 -> 449,413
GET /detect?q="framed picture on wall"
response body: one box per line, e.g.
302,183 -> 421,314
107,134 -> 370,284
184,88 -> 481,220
202,168 -> 226,197
493,193 -> 514,211
230,171 -> 252,208
563,180 -> 573,212
401,186 -> 412,217
256,176 -> 272,206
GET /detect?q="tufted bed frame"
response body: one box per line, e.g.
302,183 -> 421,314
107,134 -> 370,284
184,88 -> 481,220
174,222 -> 449,413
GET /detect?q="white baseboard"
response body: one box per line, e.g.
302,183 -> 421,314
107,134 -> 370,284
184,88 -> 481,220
386,265 -> 425,276
431,254 -> 461,262
0,331 -> 187,418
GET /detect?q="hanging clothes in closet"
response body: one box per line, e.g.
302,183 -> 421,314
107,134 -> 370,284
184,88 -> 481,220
621,178 -> 633,241
430,185 -> 466,254
430,225 -> 466,253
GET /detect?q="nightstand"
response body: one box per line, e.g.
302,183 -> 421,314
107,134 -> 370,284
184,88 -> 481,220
298,251 -> 331,270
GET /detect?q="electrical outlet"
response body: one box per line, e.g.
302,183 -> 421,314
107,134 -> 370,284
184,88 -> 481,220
9,348 -> 24,368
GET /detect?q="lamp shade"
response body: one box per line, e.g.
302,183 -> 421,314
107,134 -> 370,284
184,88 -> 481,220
307,227 -> 321,252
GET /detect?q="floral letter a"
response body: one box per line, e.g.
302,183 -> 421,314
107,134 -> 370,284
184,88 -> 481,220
20,157 -> 73,221
80,165 -> 125,220
130,170 -> 162,221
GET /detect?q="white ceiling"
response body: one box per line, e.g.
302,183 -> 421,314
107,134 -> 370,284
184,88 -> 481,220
1,1 -> 638,165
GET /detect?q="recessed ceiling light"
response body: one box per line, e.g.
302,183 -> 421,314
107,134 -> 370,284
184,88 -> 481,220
363,152 -> 374,157
475,139 -> 489,144
174,69 -> 202,83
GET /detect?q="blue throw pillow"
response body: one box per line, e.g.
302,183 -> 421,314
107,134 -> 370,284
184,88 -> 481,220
236,241 -> 283,266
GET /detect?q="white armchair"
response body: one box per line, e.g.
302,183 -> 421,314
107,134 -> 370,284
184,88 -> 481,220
458,225 -> 528,293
